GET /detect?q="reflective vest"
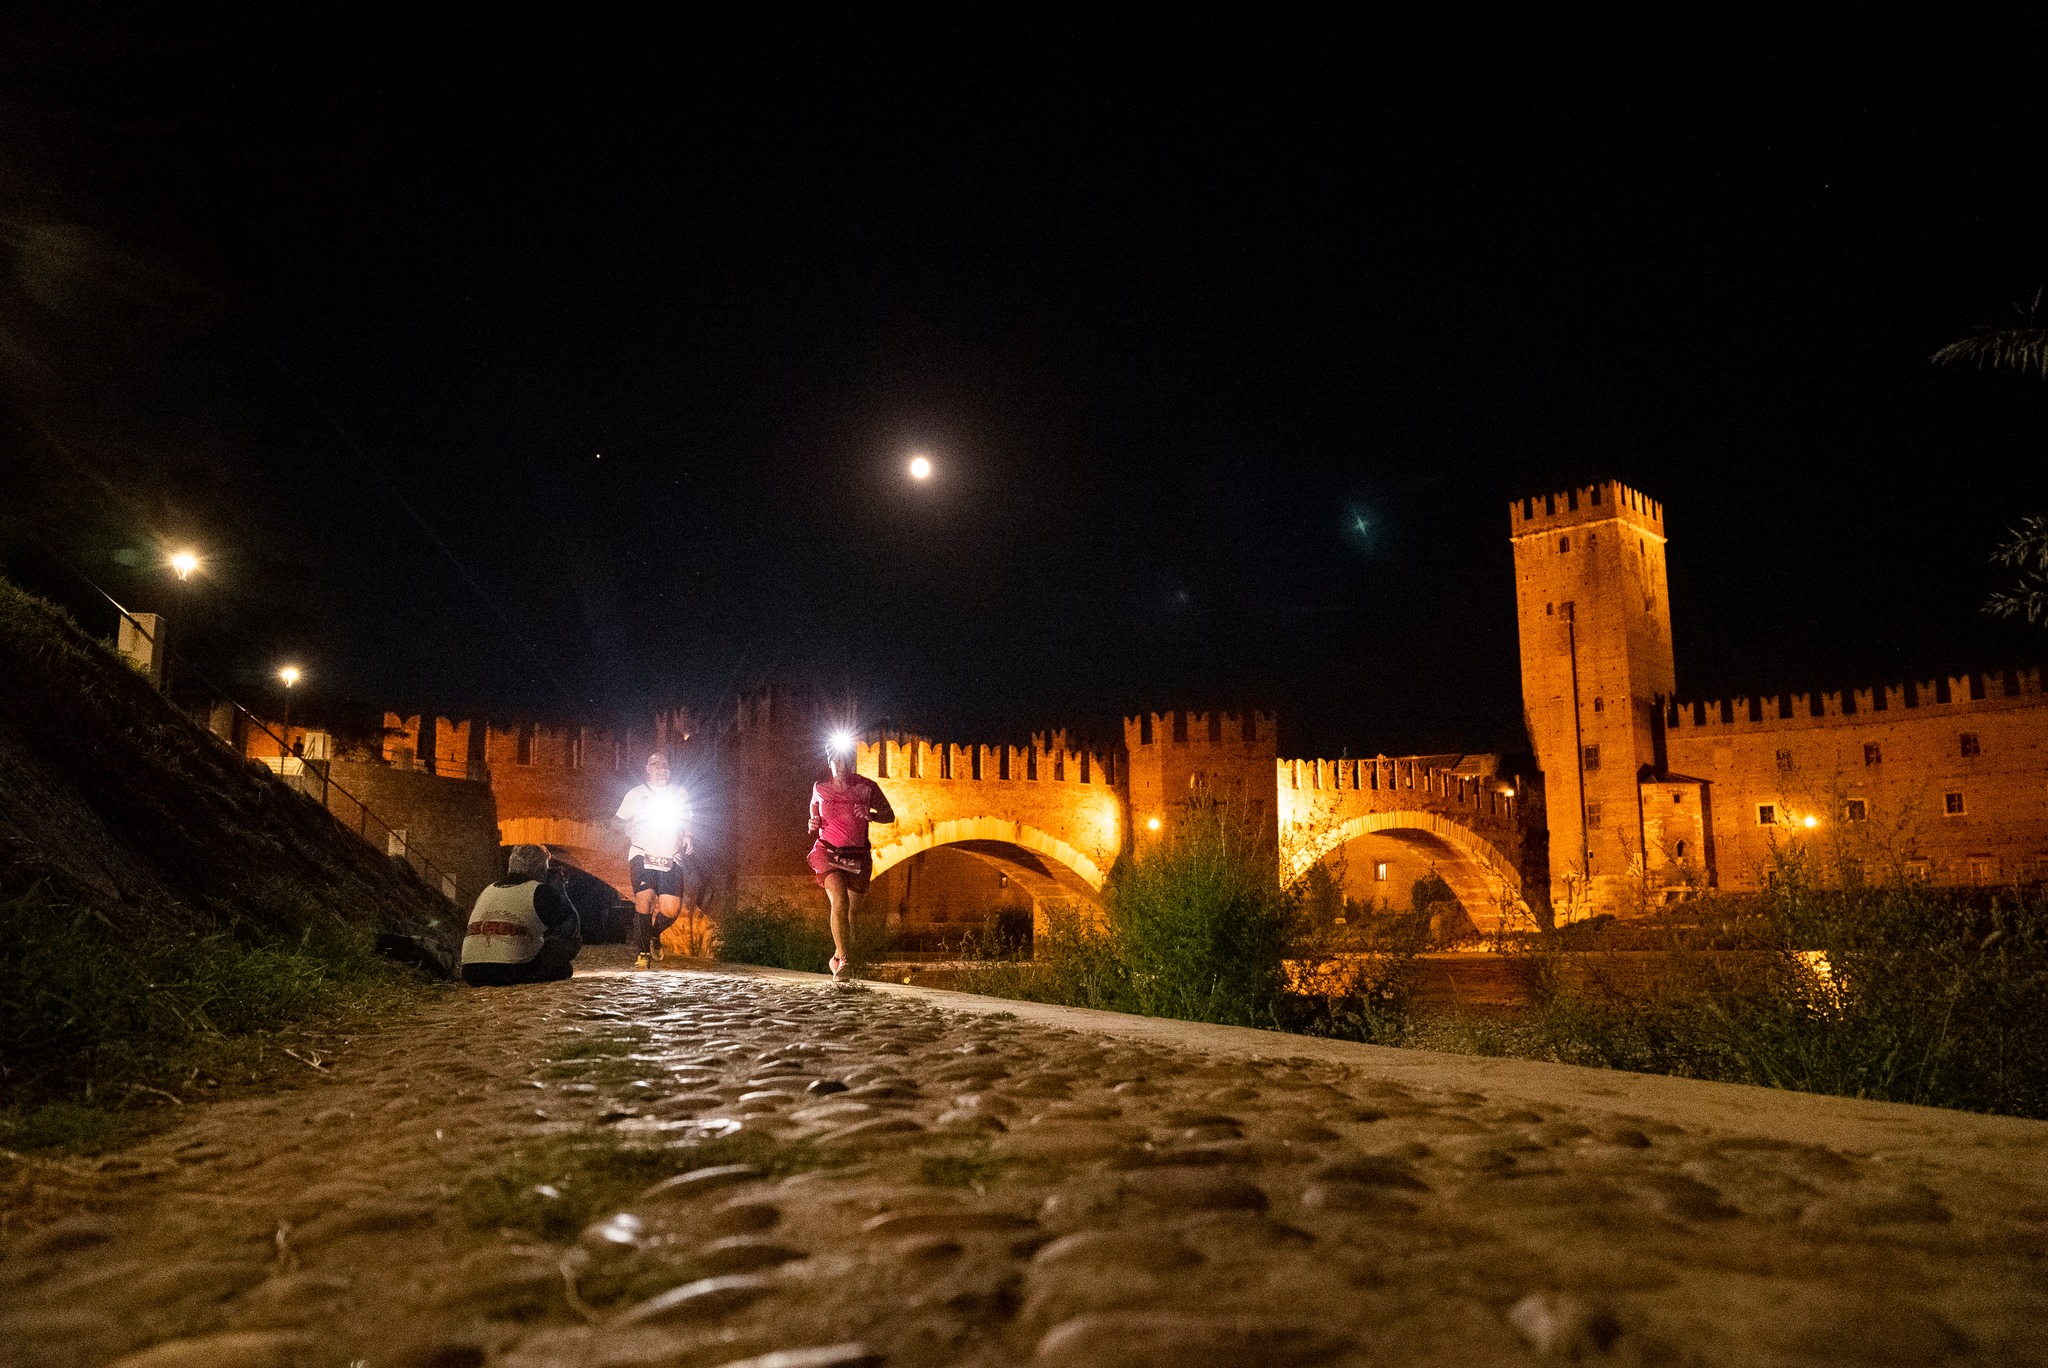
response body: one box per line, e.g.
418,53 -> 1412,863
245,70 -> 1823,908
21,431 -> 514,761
462,880 -> 546,965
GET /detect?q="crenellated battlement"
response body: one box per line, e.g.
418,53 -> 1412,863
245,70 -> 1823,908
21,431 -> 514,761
1278,752 -> 1522,823
1508,479 -> 1664,539
1121,709 -> 1278,750
859,730 -> 1116,787
1659,667 -> 2046,735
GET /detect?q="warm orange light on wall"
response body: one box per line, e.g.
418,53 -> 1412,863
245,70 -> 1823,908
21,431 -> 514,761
1146,816 -> 1162,831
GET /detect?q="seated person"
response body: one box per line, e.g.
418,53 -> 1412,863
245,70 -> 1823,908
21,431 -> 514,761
461,844 -> 582,986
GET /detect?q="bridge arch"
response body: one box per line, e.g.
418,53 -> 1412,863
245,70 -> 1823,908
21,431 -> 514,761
873,817 -> 1108,891
1287,808 -> 1526,928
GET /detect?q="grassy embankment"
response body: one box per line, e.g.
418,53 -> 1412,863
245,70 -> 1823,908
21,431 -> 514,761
0,578 -> 452,1154
715,803 -> 2048,1119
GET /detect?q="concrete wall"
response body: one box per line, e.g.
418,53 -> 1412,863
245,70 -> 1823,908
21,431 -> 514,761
318,759 -> 501,907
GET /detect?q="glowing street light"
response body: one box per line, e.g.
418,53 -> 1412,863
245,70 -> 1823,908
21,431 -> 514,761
278,666 -> 301,754
1146,816 -> 1162,831
908,454 -> 932,480
1802,814 -> 1819,829
169,550 -> 199,581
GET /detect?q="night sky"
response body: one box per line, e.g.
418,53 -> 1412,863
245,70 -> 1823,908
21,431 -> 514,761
6,15 -> 2048,759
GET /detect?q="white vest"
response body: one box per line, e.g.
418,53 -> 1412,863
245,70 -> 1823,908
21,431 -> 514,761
462,881 -> 545,965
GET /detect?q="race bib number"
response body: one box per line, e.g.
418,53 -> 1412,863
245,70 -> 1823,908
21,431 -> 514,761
641,855 -> 675,872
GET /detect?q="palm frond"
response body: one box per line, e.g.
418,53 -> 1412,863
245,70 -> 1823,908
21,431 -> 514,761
1932,328 -> 2048,377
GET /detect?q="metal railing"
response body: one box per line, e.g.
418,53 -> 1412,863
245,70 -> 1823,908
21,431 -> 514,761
14,533 -> 471,907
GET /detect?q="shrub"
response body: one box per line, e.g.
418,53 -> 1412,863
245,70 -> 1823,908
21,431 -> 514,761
714,897 -> 843,972
1519,873 -> 2048,1117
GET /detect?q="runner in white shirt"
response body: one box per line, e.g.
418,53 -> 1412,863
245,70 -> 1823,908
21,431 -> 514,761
615,752 -> 694,968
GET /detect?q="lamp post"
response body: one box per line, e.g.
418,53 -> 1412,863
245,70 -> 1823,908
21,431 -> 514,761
278,666 -> 301,757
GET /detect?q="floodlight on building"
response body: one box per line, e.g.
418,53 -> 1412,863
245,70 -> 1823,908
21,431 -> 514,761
170,550 -> 199,581
908,454 -> 932,480
1802,814 -> 1819,829
1147,816 -> 1162,831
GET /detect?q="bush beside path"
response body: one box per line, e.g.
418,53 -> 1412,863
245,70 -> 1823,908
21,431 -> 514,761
4,949 -> 2045,1368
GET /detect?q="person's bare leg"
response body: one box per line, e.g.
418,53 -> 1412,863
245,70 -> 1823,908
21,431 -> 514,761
825,874 -> 850,972
843,885 -> 864,966
655,893 -> 682,956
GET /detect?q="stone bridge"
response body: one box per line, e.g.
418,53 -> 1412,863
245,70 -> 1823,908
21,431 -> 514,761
844,713 -> 1543,932
1276,753 -> 1537,928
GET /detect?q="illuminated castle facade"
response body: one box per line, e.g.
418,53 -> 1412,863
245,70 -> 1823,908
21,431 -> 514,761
1513,480 -> 2048,915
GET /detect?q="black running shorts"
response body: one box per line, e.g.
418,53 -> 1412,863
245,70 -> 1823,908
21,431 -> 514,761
629,855 -> 689,898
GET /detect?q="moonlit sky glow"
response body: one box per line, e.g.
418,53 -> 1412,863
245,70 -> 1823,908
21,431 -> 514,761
5,19 -> 2047,758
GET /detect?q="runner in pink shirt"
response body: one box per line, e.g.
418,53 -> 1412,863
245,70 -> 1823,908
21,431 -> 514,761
807,736 -> 896,980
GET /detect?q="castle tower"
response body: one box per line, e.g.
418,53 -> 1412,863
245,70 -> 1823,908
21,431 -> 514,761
1121,709 -> 1279,877
1510,482 -> 1673,916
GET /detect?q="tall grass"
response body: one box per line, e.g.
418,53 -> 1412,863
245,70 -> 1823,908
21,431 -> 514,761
0,881 -> 426,1150
958,804 -> 1305,1028
1518,874 -> 2048,1116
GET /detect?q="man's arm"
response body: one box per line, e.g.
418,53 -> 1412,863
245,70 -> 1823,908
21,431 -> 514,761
535,882 -> 579,936
867,782 -> 896,825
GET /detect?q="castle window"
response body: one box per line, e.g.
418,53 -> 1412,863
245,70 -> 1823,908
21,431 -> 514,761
568,730 -> 584,770
1189,771 -> 1208,791
1673,792 -> 1682,804
1592,697 -> 1604,713
1675,839 -> 1687,858
1971,858 -> 1996,883
516,725 -> 535,766
1960,733 -> 1980,758
1558,535 -> 1570,553
1846,799 -> 1867,822
1864,742 -> 1881,766
1581,744 -> 1600,771
1374,861 -> 1389,882
1587,532 -> 1596,547
1776,749 -> 1793,771
1546,602 -> 1554,616
1585,802 -> 1603,828
1944,791 -> 1966,817
1757,803 -> 1777,825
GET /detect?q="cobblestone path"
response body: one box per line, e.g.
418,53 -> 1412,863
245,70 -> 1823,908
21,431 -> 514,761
5,953 -> 2047,1368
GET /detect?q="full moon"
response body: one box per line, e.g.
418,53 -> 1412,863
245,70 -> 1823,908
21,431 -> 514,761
908,454 -> 932,479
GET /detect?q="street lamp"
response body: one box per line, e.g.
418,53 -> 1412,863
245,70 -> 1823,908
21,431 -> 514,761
170,550 -> 199,581
908,453 -> 932,480
278,666 -> 301,754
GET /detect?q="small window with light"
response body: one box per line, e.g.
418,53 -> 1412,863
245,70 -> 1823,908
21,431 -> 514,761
1586,802 -> 1603,828
1863,742 -> 1881,766
1373,861 -> 1389,882
1960,733 -> 1980,758
1581,744 -> 1600,771
1944,791 -> 1966,817
1757,803 -> 1777,826
1845,799 -> 1866,823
